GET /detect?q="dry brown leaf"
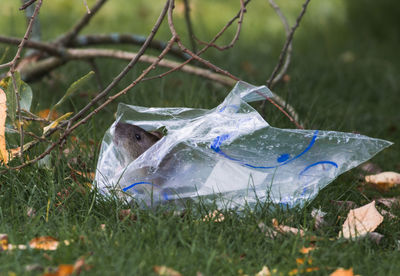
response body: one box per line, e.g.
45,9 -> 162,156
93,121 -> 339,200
258,222 -> 278,239
153,266 -> 182,276
376,197 -> 400,208
311,208 -> 327,229
29,236 -> 59,250
119,209 -> 137,221
330,268 -> 354,276
202,210 -> 224,222
365,171 -> 400,190
330,200 -> 357,210
272,218 -> 305,236
255,266 -> 271,276
38,109 -> 60,121
359,162 -> 382,174
0,88 -> 8,165
341,201 -> 383,239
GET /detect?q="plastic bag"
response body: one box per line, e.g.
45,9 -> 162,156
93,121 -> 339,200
95,81 -> 392,208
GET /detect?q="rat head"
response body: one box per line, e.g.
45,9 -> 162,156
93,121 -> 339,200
113,122 -> 162,161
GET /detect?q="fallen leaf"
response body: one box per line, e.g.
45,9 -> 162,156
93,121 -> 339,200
0,88 -> 8,165
300,246 -> 316,254
365,171 -> 400,190
119,209 -> 137,221
311,208 -> 327,229
379,209 -> 397,219
272,218 -> 305,236
0,233 -> 8,251
359,162 -> 382,174
376,197 -> 400,208
330,268 -> 354,276
330,200 -> 357,210
289,267 -> 319,275
43,264 -> 74,276
27,207 -> 36,217
73,256 -> 87,275
29,236 -> 59,250
258,222 -> 278,239
202,210 -> 224,222
153,266 -> 182,276
366,232 -> 384,244
341,201 -> 383,239
25,264 -> 44,272
255,266 -> 271,276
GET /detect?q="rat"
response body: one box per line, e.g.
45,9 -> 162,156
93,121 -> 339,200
113,122 -> 163,163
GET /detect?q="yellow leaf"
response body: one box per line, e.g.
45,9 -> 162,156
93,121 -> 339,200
0,88 -> 8,165
0,233 -> 8,251
365,171 -> 400,190
153,266 -> 182,276
289,267 -> 319,275
330,268 -> 354,276
341,201 -> 383,239
300,246 -> 316,254
29,236 -> 59,250
43,112 -> 73,135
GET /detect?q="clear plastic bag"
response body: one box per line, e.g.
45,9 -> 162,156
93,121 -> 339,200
95,81 -> 392,208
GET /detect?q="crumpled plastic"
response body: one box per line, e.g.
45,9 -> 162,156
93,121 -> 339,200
95,81 -> 392,208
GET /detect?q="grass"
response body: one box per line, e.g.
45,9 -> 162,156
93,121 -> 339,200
1,0 -> 400,275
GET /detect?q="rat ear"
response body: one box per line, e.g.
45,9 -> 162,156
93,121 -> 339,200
150,131 -> 163,139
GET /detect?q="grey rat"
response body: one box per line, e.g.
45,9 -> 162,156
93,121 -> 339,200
113,122 -> 163,162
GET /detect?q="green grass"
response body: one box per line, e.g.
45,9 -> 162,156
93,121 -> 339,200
1,0 -> 400,275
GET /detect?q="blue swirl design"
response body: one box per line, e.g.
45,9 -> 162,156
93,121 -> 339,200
211,130 -> 322,169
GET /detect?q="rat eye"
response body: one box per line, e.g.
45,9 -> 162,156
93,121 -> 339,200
135,134 -> 141,140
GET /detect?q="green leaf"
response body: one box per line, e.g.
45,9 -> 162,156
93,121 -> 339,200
4,72 -> 33,125
19,81 -> 33,111
0,47 -> 9,65
53,71 -> 94,110
5,76 -> 16,125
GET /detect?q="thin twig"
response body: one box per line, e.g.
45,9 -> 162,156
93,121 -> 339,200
87,59 -> 104,90
266,0 -> 311,87
167,0 -> 240,81
144,0 -> 250,84
55,0 -> 107,46
267,0 -> 291,88
64,0 -> 171,129
8,0 -> 43,160
19,0 -> 37,11
183,0 -> 197,52
195,0 -> 246,51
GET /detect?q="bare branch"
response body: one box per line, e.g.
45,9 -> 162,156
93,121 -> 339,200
267,0 -> 291,88
167,0 -> 240,81
19,0 -> 37,11
5,36 -> 178,171
55,0 -> 108,46
183,0 -> 197,52
70,34 -> 191,60
8,0 -> 43,160
266,0 -> 311,87
195,0 -> 246,51
65,0 -> 171,128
